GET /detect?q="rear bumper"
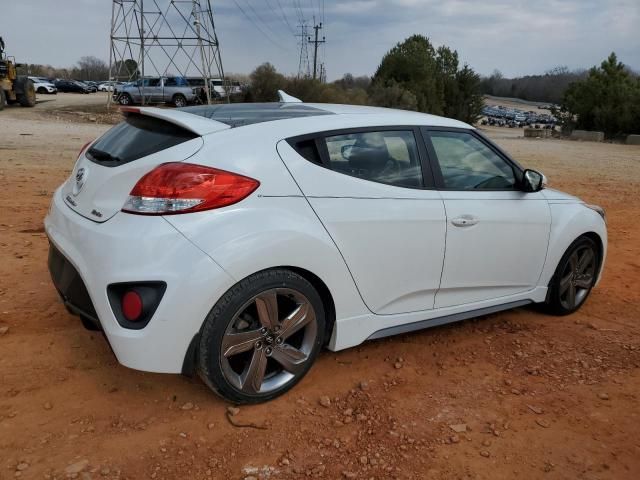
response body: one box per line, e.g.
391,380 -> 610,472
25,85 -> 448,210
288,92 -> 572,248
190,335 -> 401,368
44,187 -> 235,373
48,243 -> 100,325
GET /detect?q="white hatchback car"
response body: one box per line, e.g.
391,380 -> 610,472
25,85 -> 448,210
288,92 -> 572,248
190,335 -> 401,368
45,93 -> 607,403
28,76 -> 57,94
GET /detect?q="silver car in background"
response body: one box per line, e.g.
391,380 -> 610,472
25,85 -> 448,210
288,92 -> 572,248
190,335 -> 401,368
114,76 -> 197,107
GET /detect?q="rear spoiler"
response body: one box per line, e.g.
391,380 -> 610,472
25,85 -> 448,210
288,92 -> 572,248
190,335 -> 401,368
120,106 -> 231,136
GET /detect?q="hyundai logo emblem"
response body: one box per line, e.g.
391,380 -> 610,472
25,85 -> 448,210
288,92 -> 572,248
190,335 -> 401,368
72,167 -> 88,196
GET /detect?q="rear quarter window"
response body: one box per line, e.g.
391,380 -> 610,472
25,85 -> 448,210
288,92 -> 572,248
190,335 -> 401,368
289,129 -> 424,189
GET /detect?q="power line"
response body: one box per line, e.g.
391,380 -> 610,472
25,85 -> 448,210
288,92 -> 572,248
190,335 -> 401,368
292,0 -> 305,24
242,0 -> 290,44
272,0 -> 296,35
230,0 -> 290,51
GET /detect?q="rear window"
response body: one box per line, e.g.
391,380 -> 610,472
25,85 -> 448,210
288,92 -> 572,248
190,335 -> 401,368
86,114 -> 198,167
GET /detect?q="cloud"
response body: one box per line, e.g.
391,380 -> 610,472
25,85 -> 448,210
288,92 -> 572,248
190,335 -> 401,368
0,0 -> 637,80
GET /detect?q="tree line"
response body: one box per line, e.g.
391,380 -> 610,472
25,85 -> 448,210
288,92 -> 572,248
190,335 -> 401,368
16,38 -> 638,137
243,35 -> 484,124
554,53 -> 640,138
17,56 -> 110,81
479,67 -> 588,104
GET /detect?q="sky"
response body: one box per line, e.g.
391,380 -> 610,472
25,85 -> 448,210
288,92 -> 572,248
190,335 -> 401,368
1,0 -> 639,80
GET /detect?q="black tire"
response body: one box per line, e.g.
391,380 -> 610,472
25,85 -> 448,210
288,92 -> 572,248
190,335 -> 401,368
172,93 -> 187,108
37,87 -> 47,94
118,93 -> 133,105
15,78 -> 36,107
0,88 -> 5,111
543,235 -> 599,316
198,269 -> 326,404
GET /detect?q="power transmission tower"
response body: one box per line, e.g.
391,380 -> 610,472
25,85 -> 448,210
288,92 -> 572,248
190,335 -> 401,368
296,21 -> 310,78
307,21 -> 325,81
108,0 -> 226,106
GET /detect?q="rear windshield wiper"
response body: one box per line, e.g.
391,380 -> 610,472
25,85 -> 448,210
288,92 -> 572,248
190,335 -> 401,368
87,147 -> 123,163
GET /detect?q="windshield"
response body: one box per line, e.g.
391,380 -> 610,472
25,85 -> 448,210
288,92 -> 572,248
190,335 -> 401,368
86,114 -> 198,167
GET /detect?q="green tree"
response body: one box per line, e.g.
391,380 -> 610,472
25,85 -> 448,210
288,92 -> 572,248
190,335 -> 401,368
371,35 -> 483,121
559,53 -> 640,137
372,35 -> 442,113
451,65 -> 484,124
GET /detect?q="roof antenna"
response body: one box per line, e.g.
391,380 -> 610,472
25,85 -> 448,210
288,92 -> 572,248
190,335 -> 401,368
278,90 -> 302,103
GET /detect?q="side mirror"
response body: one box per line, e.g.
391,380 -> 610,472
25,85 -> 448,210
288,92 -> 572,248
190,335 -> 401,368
522,169 -> 546,192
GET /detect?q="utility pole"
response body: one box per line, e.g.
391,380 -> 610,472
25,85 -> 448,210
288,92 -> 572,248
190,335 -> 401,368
108,0 -> 226,108
296,22 -> 310,78
308,22 -> 325,80
139,0 -> 145,105
192,0 -> 211,104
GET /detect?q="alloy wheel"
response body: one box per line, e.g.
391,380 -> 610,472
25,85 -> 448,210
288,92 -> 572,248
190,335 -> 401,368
220,288 -> 317,395
558,245 -> 596,310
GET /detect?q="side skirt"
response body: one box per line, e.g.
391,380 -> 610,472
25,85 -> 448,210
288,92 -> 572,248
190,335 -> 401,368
366,300 -> 532,341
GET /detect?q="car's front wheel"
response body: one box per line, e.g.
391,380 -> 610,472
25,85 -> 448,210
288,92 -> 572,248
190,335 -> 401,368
118,93 -> 133,105
198,269 -> 325,403
545,235 -> 599,315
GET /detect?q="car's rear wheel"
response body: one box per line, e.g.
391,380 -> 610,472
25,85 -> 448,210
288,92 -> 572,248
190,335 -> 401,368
544,236 -> 599,315
198,269 -> 325,403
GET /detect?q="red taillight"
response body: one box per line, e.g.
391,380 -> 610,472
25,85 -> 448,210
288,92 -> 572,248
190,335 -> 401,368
122,162 -> 260,215
120,106 -> 141,114
78,140 -> 92,158
121,290 -> 143,321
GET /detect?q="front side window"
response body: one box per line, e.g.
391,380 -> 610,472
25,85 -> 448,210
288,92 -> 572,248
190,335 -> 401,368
139,78 -> 160,87
429,131 -> 516,190
322,130 -> 423,188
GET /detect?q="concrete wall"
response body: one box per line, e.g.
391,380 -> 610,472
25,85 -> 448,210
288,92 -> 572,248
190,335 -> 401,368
524,128 -> 551,138
570,130 -> 604,142
627,135 -> 640,145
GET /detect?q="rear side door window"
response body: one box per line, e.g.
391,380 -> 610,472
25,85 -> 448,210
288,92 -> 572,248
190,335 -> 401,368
426,130 -> 517,190
321,130 -> 424,188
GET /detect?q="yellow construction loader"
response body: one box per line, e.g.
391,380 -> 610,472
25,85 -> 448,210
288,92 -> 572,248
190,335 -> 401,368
0,36 -> 36,111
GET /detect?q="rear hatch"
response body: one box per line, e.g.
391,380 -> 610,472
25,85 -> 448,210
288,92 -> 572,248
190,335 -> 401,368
61,107 -> 229,223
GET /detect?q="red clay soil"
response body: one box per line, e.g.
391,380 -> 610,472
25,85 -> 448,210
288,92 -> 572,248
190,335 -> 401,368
0,115 -> 639,480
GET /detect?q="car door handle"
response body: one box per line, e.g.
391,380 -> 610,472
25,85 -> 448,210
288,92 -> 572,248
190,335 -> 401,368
451,215 -> 478,227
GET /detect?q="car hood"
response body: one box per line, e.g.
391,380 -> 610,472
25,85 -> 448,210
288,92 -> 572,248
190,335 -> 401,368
542,188 -> 581,203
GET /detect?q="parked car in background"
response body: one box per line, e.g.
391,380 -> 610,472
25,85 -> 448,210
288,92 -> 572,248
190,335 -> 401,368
185,77 -> 245,100
185,77 -> 221,104
75,80 -> 97,93
28,76 -> 57,94
114,76 -> 197,107
98,81 -> 124,92
45,92 -> 607,403
53,79 -> 91,93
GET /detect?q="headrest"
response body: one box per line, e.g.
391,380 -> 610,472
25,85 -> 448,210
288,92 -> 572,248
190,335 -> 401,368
348,136 -> 390,171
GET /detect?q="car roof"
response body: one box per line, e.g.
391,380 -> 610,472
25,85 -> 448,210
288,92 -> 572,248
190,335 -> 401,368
179,102 -> 472,130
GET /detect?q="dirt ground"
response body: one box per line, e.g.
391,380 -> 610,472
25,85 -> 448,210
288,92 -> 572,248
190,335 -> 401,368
0,97 -> 639,480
